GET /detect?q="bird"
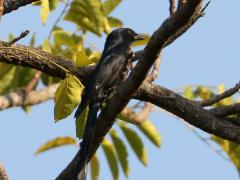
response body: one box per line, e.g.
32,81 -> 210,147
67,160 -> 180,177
74,28 -> 144,180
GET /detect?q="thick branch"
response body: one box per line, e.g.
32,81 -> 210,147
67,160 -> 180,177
3,0 -> 39,15
0,44 -> 94,85
0,84 -> 58,110
209,103 -> 240,118
135,83 -> 240,143
56,1 -> 204,179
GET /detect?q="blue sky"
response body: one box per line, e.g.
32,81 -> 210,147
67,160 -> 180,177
1,0 -> 240,180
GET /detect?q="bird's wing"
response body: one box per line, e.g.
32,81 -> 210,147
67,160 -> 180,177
74,52 -> 121,118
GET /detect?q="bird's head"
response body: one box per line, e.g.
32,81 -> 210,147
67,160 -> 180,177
104,28 -> 144,51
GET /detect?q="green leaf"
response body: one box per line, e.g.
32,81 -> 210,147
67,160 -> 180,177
108,16 -> 123,28
76,107 -> 89,139
212,135 -> 240,172
102,0 -> 121,15
119,122 -> 148,166
54,75 -> 84,121
102,139 -> 119,180
41,73 -> 60,86
40,0 -> 50,24
131,34 -> 150,47
42,39 -> 52,53
103,17 -> 111,34
53,30 -> 75,48
194,86 -> 214,100
90,154 -> 100,180
65,0 -> 107,36
0,64 -> 36,95
137,120 -> 161,147
0,63 -> 17,94
183,86 -> 194,100
22,105 -> 32,113
73,50 -> 93,67
110,130 -> 130,177
8,33 -> 15,41
49,0 -> 58,10
35,136 -> 76,155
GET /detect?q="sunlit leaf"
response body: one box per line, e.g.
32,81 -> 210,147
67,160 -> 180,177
49,0 -> 58,10
35,136 -> 76,155
119,122 -> 148,166
8,33 -> 14,41
73,50 -> 93,67
118,114 -> 132,124
102,139 -> 119,180
42,39 -> 52,53
89,51 -> 101,63
212,135 -> 240,171
0,64 -> 36,95
41,73 -> 60,86
102,0 -> 121,15
65,0 -> 107,36
0,63 -> 17,94
137,120 -> 161,147
108,16 -> 123,28
54,75 -> 84,121
53,30 -> 75,48
194,86 -> 213,100
76,107 -> 89,139
110,129 -> 130,177
90,154 -> 100,180
40,0 -> 50,24
183,86 -> 194,100
103,17 -> 111,34
22,105 -> 31,113
32,1 -> 41,5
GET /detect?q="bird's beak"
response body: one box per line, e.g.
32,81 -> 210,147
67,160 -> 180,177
133,34 -> 145,41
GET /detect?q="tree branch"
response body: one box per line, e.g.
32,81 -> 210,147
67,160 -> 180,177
135,83 -> 240,144
0,84 -> 58,110
3,0 -> 39,15
209,103 -> 240,118
0,162 -> 8,180
56,1 -> 205,179
200,81 -> 240,107
121,102 -> 152,124
1,0 -> 238,178
0,43 -> 94,85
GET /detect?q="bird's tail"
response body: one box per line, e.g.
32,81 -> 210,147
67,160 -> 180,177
77,102 -> 99,180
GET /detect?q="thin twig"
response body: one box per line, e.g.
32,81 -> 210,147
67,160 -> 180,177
181,120 -> 230,161
169,0 -> 175,16
200,81 -> 240,107
121,103 -> 153,124
0,84 -> 58,110
7,30 -> 29,46
131,1 -> 211,63
48,0 -> 71,39
147,52 -> 161,82
23,71 -> 42,101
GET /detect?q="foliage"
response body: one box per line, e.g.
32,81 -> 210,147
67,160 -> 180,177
1,0 -> 240,179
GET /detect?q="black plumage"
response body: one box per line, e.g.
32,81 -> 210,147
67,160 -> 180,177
74,28 -> 144,180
